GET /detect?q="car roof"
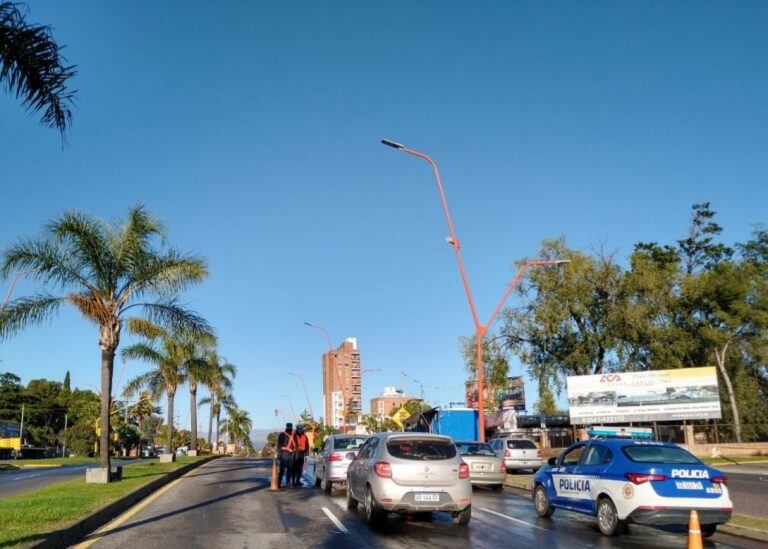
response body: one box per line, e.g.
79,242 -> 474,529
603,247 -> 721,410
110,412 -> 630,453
584,439 -> 682,449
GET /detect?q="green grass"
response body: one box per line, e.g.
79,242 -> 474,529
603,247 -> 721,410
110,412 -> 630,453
0,456 -> 207,547
0,464 -> 20,472
504,474 -> 534,490
10,457 -> 99,467
730,514 -> 768,532
701,455 -> 768,466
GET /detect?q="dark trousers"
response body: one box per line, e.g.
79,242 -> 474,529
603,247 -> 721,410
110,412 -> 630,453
278,451 -> 294,487
292,454 -> 305,485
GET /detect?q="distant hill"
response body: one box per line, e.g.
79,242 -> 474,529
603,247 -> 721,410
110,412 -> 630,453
250,428 -> 275,449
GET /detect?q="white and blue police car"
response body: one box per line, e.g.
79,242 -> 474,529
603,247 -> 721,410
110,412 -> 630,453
532,429 -> 733,537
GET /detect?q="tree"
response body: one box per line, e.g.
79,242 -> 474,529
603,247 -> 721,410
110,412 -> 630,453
460,335 -> 510,411
62,370 -> 70,393
677,202 -> 733,274
182,338 -> 217,454
129,391 -> 158,437
0,206 -> 209,475
0,372 -> 23,423
199,355 -> 235,449
122,320 -> 211,454
221,408 -> 253,453
0,2 -> 76,136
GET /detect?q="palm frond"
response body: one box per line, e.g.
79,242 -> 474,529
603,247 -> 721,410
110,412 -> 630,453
122,370 -> 162,398
0,2 -> 76,136
125,317 -> 167,340
48,211 -> 112,290
121,342 -> 163,365
0,293 -> 63,339
130,300 -> 212,337
1,238 -> 93,291
111,205 -> 165,275
121,249 -> 208,301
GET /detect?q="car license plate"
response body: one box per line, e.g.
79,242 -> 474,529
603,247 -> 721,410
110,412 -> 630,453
414,493 -> 440,502
473,463 -> 489,471
520,461 -> 530,465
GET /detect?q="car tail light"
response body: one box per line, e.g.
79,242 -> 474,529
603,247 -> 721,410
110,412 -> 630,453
500,460 -> 506,472
537,449 -> 542,458
625,473 -> 666,484
374,461 -> 392,478
712,476 -> 728,485
459,463 -> 470,479
328,453 -> 344,462
504,449 -> 511,458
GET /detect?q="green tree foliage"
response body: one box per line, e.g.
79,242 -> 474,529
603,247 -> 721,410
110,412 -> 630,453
459,336 -> 510,411
0,372 -> 23,423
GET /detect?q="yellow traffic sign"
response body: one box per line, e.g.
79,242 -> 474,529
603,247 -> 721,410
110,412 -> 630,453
391,406 -> 411,429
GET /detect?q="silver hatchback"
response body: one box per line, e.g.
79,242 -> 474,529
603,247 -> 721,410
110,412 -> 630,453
346,433 -> 472,527
314,434 -> 369,493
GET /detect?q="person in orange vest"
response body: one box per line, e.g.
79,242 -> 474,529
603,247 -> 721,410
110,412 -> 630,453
276,422 -> 296,489
291,424 -> 310,487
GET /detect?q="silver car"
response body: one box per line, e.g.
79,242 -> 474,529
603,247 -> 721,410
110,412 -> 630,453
314,434 -> 369,493
455,441 -> 506,489
346,433 -> 472,527
489,437 -> 543,472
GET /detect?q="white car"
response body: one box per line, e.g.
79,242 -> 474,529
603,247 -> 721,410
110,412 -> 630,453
489,437 -> 543,472
314,435 -> 369,493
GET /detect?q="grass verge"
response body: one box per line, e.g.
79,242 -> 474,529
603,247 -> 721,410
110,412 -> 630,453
504,473 -> 534,490
0,464 -> 20,472
729,514 -> 768,532
0,456 -> 206,547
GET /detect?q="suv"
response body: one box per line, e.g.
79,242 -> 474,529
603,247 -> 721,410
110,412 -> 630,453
489,437 -> 543,472
314,435 -> 369,493
346,433 -> 472,527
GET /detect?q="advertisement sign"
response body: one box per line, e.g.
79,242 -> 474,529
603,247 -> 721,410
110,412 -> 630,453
567,367 -> 721,424
466,376 -> 526,411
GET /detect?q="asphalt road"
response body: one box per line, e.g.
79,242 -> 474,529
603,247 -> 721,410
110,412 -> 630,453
0,459 -> 139,499
74,457 -> 762,549
718,464 -> 768,518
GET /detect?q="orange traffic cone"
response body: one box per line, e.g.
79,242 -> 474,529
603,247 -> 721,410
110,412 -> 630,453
688,509 -> 703,549
270,457 -> 280,491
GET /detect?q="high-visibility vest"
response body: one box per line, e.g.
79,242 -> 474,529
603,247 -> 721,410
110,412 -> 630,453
281,432 -> 296,452
296,434 -> 308,452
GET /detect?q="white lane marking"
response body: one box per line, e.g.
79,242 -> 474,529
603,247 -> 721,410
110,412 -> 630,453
12,473 -> 42,480
321,506 -> 349,534
331,497 -> 346,511
476,506 -> 547,531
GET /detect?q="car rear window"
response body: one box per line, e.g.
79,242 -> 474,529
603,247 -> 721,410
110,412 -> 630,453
334,437 -> 368,450
622,445 -> 700,464
507,439 -> 537,450
456,442 -> 495,456
387,438 -> 457,460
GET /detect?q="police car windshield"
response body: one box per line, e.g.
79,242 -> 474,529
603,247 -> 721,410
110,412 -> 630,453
333,437 -> 368,450
622,445 -> 699,464
456,443 -> 495,456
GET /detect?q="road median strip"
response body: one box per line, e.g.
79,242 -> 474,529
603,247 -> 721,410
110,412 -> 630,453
502,472 -> 768,543
0,455 -> 219,548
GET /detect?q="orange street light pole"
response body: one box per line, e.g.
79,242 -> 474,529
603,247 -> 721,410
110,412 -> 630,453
304,322 -> 351,430
1,269 -> 37,312
382,139 -> 569,441
289,371 -> 315,420
282,394 -> 298,422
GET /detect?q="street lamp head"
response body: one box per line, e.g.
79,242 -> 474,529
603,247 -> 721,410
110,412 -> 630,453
303,321 -> 313,327
381,138 -> 405,150
553,259 -> 571,266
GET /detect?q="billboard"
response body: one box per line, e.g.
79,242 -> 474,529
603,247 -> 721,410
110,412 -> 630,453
466,376 -> 526,411
567,367 -> 721,425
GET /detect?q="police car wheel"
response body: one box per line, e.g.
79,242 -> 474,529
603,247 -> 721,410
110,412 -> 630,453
533,485 -> 554,517
596,497 -> 623,536
701,524 -> 717,538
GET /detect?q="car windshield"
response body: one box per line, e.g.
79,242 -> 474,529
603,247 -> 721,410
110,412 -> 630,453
507,439 -> 537,449
622,445 -> 700,464
386,438 -> 457,460
456,442 -> 495,456
333,437 -> 368,450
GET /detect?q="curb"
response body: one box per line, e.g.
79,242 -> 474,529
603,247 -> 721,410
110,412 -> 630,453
27,455 -> 220,549
501,476 -> 768,544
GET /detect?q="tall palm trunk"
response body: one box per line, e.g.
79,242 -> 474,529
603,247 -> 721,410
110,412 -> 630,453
189,377 -> 198,452
166,388 -> 176,453
99,349 -> 115,469
215,407 -> 221,449
207,402 -> 214,446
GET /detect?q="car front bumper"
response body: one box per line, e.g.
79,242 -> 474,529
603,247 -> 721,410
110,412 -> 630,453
627,507 -> 732,526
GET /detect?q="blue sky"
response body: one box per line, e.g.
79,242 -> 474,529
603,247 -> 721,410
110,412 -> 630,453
1,1 -> 766,431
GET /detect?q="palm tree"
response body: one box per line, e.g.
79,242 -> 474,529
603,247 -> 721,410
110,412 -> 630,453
220,407 -> 253,453
183,343 -> 219,454
129,390 -> 158,436
0,206 -> 209,476
1,2 -> 76,136
199,356 -> 235,450
122,320 -> 212,454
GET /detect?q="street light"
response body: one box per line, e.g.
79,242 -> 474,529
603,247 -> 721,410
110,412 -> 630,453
304,321 -> 351,429
289,371 -> 314,420
382,139 -> 570,441
1,269 -> 37,312
282,394 -> 298,422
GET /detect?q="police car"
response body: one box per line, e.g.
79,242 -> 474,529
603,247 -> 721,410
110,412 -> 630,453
532,428 -> 733,537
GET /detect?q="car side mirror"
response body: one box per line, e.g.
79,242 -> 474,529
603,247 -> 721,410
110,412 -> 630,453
346,452 -> 357,461
548,457 -> 557,466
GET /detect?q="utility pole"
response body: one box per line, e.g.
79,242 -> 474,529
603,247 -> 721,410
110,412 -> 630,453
19,403 -> 25,449
62,413 -> 68,457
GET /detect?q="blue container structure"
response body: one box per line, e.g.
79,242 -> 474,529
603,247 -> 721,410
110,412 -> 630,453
413,406 -> 479,441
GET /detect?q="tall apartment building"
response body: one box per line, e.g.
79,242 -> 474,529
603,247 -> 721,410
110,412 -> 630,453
322,337 -> 362,429
370,386 -> 423,420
